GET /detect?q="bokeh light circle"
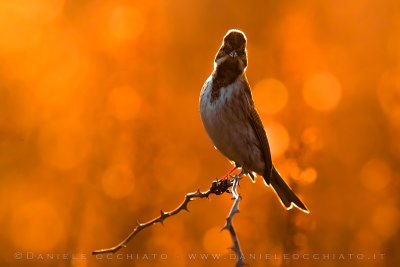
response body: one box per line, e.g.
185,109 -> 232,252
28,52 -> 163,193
10,201 -> 64,251
371,205 -> 400,239
359,158 -> 391,192
253,78 -> 288,114
299,167 -> 317,184
301,126 -> 324,150
109,6 -> 144,43
264,121 -> 290,157
101,163 -> 134,199
303,72 -> 342,111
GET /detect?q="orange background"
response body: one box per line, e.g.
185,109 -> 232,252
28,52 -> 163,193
1,0 -> 399,266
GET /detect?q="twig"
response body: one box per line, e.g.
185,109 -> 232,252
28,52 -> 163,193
92,178 -> 233,255
222,175 -> 246,267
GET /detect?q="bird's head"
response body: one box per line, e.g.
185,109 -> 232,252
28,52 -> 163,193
214,29 -> 247,73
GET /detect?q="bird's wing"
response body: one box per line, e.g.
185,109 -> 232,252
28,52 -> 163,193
241,77 -> 273,183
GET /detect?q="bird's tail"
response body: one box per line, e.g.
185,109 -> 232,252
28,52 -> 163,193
268,167 -> 309,214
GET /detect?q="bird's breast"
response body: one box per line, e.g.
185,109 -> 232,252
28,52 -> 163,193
199,76 -> 265,174
200,76 -> 242,111
199,76 -> 241,142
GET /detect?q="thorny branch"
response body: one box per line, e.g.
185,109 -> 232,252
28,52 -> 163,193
92,176 -> 241,255
223,175 -> 246,267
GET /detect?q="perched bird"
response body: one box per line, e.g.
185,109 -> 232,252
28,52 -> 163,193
199,29 -> 309,213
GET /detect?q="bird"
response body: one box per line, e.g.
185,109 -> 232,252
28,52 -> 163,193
199,29 -> 309,213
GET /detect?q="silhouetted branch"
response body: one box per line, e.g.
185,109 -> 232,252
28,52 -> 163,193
222,175 -> 246,267
92,178 -> 233,255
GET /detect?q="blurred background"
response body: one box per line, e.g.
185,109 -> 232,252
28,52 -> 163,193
1,0 -> 400,266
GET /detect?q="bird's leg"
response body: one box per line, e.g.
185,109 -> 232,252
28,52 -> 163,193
221,166 -> 238,180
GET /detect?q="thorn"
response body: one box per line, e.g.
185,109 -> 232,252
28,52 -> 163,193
160,209 -> 166,217
221,224 -> 229,231
183,207 -> 189,212
225,218 -> 232,228
136,220 -> 142,228
196,189 -> 201,195
181,202 -> 190,212
158,211 -> 166,225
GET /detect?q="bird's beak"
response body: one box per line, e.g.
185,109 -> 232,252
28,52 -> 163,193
230,50 -> 237,58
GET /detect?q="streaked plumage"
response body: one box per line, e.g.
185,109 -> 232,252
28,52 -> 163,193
199,30 -> 308,213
